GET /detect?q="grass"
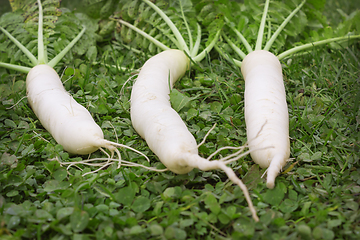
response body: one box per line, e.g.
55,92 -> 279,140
0,0 -> 360,239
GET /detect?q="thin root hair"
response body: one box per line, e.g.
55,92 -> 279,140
58,138 -> 150,176
248,119 -> 268,143
6,96 -> 28,110
32,130 -> 50,143
218,161 -> 259,222
49,155 -> 168,177
197,123 -> 217,148
120,72 -> 139,97
207,144 -> 247,161
61,66 -> 76,85
107,121 -> 119,143
261,168 -> 268,179
192,155 -> 259,222
106,140 -> 150,162
222,146 -> 274,165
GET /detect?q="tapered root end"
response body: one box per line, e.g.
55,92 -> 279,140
193,156 -> 259,222
266,180 -> 275,189
266,154 -> 286,189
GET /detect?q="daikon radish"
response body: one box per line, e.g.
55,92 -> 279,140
214,0 -> 360,188
26,64 -> 113,155
0,0 -> 147,162
241,50 -> 290,189
120,0 -> 261,221
130,49 -> 260,221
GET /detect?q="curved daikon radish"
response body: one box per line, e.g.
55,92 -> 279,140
26,65 -> 113,155
0,0 -> 147,162
130,49 -> 259,221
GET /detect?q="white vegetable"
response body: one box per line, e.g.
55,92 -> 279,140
130,49 -> 259,221
241,50 -> 290,189
218,0 -> 359,188
0,0 -> 147,162
120,1 -> 258,220
26,65 -> 115,155
130,50 -> 192,173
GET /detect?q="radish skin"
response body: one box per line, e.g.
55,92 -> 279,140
26,65 -> 114,155
241,50 -> 290,189
131,49 -> 259,221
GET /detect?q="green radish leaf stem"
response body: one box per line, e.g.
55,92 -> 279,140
225,17 -> 253,54
0,27 -> 37,67
115,18 -> 170,51
0,0 -> 92,73
115,0 -> 221,62
277,34 -> 360,60
47,26 -> 87,68
263,0 -> 306,51
192,30 -> 221,62
143,0 -> 190,54
36,0 -> 46,64
255,0 -> 270,50
0,62 -> 32,73
219,0 -> 360,63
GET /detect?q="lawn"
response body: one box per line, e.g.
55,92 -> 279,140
0,0 -> 359,239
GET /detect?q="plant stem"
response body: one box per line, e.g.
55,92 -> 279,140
277,34 -> 360,60
225,17 -> 253,54
0,27 -> 37,67
180,1 -> 193,53
143,0 -> 190,54
192,30 -> 221,62
267,20 -> 271,42
47,26 -> 86,68
116,19 -> 170,51
214,45 -> 242,68
255,0 -> 270,50
222,32 -> 247,59
264,0 -> 306,51
190,24 -> 201,58
37,0 -> 46,64
0,62 -> 31,73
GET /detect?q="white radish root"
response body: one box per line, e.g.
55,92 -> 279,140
131,49 -> 260,221
0,0 -> 149,174
27,64 -> 148,161
27,65 -> 107,155
241,50 -> 290,189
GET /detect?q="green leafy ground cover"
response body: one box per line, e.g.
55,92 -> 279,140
0,0 -> 359,239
